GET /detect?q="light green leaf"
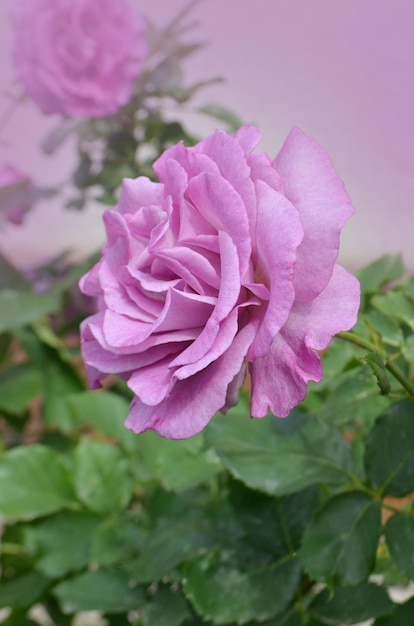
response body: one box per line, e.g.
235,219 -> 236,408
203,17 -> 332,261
155,435 -> 222,492
357,254 -> 404,294
206,409 -> 354,496
53,569 -> 145,613
0,445 -> 75,520
0,289 -> 60,333
67,391 -> 135,451
73,438 -> 133,514
372,290 -> 414,330
300,491 -> 381,586
198,104 -> 244,131
0,363 -> 42,414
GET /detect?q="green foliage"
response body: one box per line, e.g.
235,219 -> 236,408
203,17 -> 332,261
1,246 -> 414,626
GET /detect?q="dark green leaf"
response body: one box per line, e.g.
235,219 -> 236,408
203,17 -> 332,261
357,254 -> 404,294
142,585 -> 191,626
0,363 -> 42,415
24,511 -> 102,578
206,409 -> 354,496
0,445 -> 75,520
300,491 -> 381,586
91,515 -> 145,567
183,549 -> 300,625
53,569 -> 145,613
374,597 -> 414,625
73,438 -> 133,514
126,520 -> 212,584
365,400 -> 414,496
229,481 -> 318,558
385,512 -> 414,579
310,583 -> 394,625
0,571 -> 50,609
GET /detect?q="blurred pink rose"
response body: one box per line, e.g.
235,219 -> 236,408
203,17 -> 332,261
13,0 -> 147,118
80,126 -> 360,439
0,164 -> 34,225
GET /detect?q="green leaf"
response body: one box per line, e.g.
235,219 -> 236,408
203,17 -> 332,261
372,291 -> 414,330
316,366 -> 390,429
385,512 -> 414,579
309,583 -> 394,625
357,254 -> 404,294
365,400 -> 414,497
183,550 -> 300,625
0,445 -> 75,520
126,519 -> 212,584
364,351 -> 391,395
374,597 -> 414,625
0,363 -> 42,415
229,481 -> 319,558
0,254 -> 29,290
155,436 -> 222,492
206,409 -> 354,496
73,438 -> 133,514
0,289 -> 60,333
91,515 -> 145,567
300,491 -> 381,586
0,571 -> 50,609
142,585 -> 191,626
67,391 -> 135,452
24,511 -> 103,578
198,104 -> 244,131
53,569 -> 145,613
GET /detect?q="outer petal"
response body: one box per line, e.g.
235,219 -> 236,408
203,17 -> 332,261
273,127 -> 355,302
125,321 -> 258,439
247,180 -> 303,360
250,265 -> 360,417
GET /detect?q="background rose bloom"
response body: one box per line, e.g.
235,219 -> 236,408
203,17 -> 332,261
0,164 -> 34,225
80,126 -> 360,439
13,0 -> 147,118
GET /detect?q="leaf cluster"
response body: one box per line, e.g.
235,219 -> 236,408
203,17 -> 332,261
0,254 -> 413,626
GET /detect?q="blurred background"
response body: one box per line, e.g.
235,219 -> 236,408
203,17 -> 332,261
0,0 -> 413,271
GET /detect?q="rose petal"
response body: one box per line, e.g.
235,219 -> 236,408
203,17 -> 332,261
250,265 -> 360,417
125,320 -> 257,439
273,127 -> 355,302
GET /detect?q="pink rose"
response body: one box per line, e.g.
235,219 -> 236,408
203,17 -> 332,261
80,126 -> 360,439
0,165 -> 34,225
13,0 -> 147,118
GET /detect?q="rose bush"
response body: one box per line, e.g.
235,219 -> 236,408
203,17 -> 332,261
80,126 -> 360,439
13,0 -> 147,118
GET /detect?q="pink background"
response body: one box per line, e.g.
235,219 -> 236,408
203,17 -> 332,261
0,0 -> 413,270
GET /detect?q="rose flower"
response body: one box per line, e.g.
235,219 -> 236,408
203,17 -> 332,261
13,0 -> 147,118
80,126 -> 360,439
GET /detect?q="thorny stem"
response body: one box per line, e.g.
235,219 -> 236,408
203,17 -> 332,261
337,331 -> 414,401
